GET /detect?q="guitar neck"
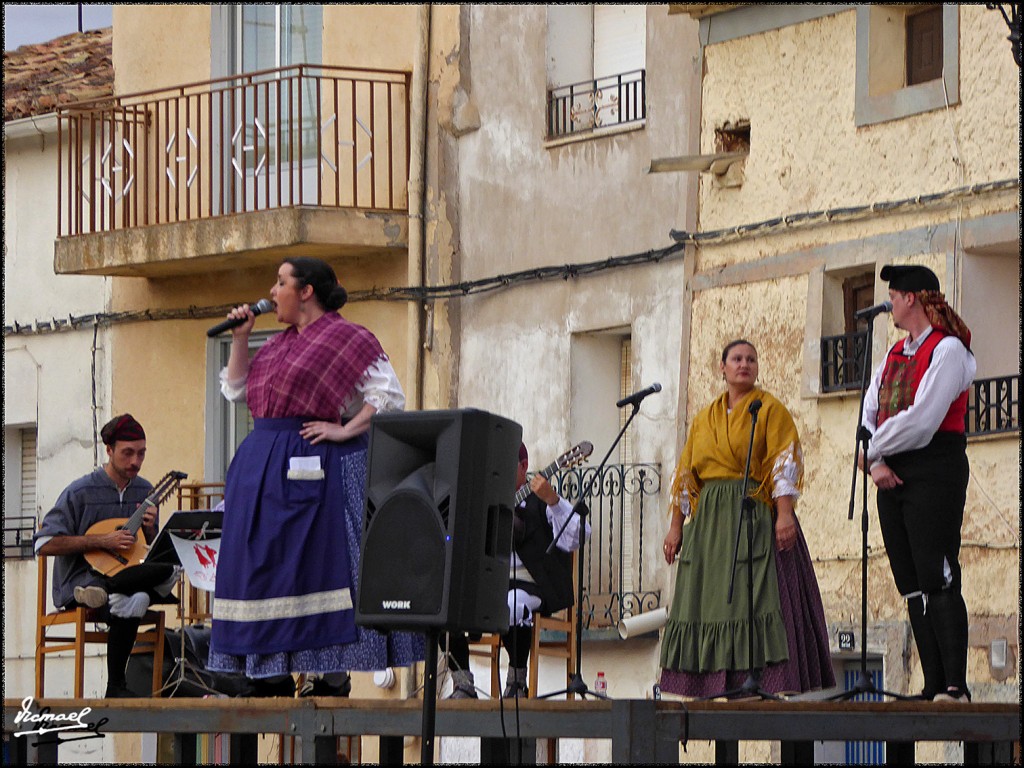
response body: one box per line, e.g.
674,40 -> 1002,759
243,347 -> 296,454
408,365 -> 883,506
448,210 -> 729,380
514,459 -> 561,506
121,471 -> 185,535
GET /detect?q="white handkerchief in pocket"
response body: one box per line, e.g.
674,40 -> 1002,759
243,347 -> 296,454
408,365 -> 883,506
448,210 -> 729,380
287,455 -> 324,480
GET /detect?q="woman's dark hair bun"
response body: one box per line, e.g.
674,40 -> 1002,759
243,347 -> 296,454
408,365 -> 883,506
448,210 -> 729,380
284,256 -> 347,311
325,285 -> 348,311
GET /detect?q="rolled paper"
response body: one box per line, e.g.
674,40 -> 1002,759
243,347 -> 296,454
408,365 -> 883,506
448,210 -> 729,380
617,606 -> 669,639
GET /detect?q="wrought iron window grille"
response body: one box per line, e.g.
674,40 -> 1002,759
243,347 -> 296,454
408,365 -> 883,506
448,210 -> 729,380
4,516 -> 36,559
966,374 -> 1019,437
820,331 -> 868,393
546,69 -> 646,140
549,462 -> 662,630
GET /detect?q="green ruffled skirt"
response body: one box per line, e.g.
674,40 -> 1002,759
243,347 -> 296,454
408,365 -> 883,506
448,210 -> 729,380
660,479 -> 789,672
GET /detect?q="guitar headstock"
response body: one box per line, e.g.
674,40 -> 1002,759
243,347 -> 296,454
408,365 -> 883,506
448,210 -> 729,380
556,441 -> 594,471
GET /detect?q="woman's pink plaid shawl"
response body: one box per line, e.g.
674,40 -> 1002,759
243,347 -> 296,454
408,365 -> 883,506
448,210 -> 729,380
246,312 -> 386,420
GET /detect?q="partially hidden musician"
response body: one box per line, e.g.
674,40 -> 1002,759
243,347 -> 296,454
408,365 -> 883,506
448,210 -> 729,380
34,414 -> 183,698
442,440 -> 593,700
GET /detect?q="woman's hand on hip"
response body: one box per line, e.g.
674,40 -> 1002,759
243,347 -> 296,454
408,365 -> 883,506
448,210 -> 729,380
301,420 -> 345,445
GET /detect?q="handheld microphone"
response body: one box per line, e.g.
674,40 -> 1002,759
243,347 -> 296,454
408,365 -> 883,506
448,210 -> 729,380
206,299 -> 275,337
616,382 -> 662,409
748,399 -> 762,415
854,300 -> 893,320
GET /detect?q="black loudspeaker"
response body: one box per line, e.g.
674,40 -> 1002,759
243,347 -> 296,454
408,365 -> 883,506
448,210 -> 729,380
356,408 -> 522,634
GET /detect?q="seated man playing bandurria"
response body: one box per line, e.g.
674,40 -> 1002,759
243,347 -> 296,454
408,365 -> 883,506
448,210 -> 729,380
35,414 -> 178,698
442,442 -> 590,698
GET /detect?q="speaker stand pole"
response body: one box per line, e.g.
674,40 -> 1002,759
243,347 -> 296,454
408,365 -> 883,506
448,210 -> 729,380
539,401 -> 645,700
420,629 -> 440,765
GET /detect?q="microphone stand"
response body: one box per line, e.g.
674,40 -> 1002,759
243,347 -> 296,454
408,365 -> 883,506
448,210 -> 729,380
828,315 -> 908,701
699,399 -> 781,701
537,399 -> 647,699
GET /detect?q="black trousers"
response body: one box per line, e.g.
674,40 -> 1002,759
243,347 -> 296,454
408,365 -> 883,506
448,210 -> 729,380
876,432 -> 970,693
78,563 -> 176,689
876,432 -> 968,596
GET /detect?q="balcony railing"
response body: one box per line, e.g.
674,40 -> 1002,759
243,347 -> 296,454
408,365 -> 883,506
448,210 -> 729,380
966,374 -> 1019,437
551,462 -> 662,630
546,69 -> 646,140
821,331 -> 868,393
57,64 -> 410,237
4,516 -> 35,559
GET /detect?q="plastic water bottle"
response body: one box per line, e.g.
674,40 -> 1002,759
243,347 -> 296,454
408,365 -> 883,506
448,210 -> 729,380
595,671 -> 608,695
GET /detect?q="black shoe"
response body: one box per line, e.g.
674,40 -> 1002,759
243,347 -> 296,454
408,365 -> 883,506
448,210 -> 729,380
105,683 -> 136,698
250,675 -> 296,698
298,673 -> 351,698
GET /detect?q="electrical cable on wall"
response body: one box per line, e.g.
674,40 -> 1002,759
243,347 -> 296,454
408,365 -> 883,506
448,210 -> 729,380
4,176 -> 1017,338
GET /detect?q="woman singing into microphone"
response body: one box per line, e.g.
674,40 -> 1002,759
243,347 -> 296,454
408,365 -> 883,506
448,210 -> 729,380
207,256 -> 423,695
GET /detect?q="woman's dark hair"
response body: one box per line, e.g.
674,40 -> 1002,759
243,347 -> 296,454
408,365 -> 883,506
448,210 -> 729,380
283,257 -> 348,311
721,338 -> 757,362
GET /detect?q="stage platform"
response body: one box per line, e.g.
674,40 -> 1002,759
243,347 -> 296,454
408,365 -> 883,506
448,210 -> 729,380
4,696 -> 1020,764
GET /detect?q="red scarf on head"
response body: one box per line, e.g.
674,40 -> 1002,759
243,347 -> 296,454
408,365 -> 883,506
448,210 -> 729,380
919,291 -> 971,350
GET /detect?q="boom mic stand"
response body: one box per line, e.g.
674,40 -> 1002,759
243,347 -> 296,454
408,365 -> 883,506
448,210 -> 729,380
537,399 -> 647,700
700,398 -> 782,702
829,313 -> 908,701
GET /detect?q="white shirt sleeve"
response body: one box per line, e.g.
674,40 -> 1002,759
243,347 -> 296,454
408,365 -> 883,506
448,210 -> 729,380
220,367 -> 247,402
864,333 -> 975,464
546,496 -> 591,553
347,357 -> 406,417
771,442 -> 802,501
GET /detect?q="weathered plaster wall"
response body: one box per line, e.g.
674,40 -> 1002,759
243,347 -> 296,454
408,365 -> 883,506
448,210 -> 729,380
698,7 -> 1019,234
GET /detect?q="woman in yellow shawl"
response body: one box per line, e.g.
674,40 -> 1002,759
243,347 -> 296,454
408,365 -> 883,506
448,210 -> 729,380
659,340 -> 835,697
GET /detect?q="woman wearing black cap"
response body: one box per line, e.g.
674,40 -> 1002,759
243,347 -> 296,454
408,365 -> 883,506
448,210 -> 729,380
861,264 -> 976,702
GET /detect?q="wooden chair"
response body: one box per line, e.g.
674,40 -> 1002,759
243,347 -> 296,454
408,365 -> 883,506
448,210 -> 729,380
528,553 -> 579,699
466,633 -> 503,697
35,556 -> 166,698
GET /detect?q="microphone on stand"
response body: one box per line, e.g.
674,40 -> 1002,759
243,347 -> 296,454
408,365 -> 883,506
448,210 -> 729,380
206,299 -> 275,337
616,383 -> 662,409
749,398 -> 762,415
853,300 -> 893,320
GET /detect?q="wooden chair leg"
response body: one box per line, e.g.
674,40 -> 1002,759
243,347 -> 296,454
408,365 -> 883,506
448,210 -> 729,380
35,646 -> 45,699
491,641 -> 502,696
528,622 -> 542,698
74,614 -> 86,698
150,612 -> 166,696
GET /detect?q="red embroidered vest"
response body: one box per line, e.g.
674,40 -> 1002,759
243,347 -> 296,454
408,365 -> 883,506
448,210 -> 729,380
876,328 -> 968,433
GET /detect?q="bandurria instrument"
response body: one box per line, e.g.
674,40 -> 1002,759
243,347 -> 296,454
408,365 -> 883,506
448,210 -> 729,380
84,470 -> 188,576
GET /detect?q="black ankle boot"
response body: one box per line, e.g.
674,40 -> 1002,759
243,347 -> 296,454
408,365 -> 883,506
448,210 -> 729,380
907,594 -> 945,698
924,589 -> 970,694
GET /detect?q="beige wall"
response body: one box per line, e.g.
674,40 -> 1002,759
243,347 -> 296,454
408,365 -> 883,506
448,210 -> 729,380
324,4 -> 418,71
112,5 -> 212,95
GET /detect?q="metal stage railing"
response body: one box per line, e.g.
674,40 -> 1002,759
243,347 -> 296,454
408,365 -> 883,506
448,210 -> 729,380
4,697 -> 1019,765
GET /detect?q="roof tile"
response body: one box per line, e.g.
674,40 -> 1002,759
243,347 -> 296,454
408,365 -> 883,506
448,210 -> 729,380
3,28 -> 113,122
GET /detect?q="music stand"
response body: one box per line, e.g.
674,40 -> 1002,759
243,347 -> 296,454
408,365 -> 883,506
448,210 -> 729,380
147,510 -> 223,697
